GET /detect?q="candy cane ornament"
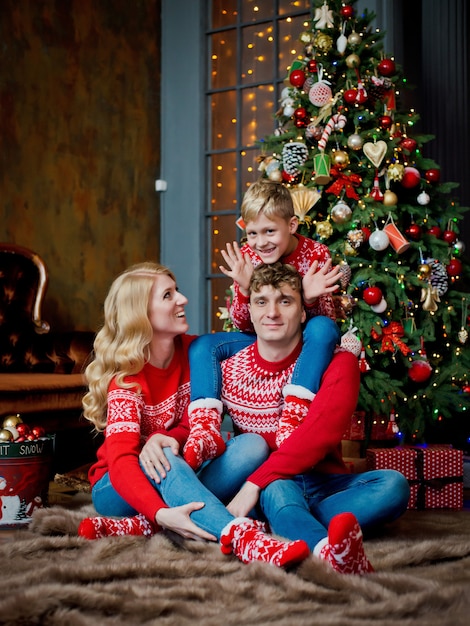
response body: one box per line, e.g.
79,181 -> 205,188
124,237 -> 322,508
318,113 -> 347,151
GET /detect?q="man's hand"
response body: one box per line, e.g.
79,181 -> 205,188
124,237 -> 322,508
219,241 -> 254,294
226,481 -> 261,518
140,434 -> 179,483
302,259 -> 341,304
156,503 -> 217,542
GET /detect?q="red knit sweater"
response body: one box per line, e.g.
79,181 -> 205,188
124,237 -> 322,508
230,234 -> 336,331
222,347 -> 361,490
88,334 -> 195,521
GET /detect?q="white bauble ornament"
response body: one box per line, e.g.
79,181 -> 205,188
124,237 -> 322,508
283,104 -> 295,117
331,201 -> 352,223
370,297 -> 388,313
369,229 -> 390,251
347,133 -> 364,150
417,191 -> 430,205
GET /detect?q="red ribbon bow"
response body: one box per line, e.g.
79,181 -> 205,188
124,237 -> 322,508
325,167 -> 362,200
370,321 -> 411,355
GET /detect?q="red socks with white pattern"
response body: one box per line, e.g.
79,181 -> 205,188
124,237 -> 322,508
78,513 -> 159,540
314,512 -> 374,575
183,399 -> 226,470
276,384 -> 315,447
220,517 -> 310,568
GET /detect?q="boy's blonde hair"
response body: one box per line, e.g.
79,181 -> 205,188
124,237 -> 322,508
241,179 -> 295,224
82,262 -> 177,432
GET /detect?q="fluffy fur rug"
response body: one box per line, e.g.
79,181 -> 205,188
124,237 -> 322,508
0,502 -> 469,626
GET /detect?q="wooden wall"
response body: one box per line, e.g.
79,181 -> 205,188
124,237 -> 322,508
0,0 -> 161,331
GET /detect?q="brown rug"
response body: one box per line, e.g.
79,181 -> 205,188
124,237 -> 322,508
0,503 -> 469,626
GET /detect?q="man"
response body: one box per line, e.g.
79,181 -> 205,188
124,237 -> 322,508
216,262 -> 410,575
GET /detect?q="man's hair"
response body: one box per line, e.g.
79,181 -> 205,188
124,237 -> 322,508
249,262 -> 302,296
241,179 -> 295,223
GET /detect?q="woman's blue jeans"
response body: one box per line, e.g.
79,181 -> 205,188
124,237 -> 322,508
189,316 -> 340,401
91,433 -> 269,540
260,469 -> 410,550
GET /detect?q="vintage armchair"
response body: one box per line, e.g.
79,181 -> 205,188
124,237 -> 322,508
0,243 -> 95,438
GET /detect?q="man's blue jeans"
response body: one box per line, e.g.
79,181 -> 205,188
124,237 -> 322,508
91,433 -> 269,540
260,469 -> 410,550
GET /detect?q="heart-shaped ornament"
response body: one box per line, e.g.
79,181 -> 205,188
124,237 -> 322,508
363,141 -> 387,168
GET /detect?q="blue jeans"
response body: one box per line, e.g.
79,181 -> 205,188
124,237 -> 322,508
189,316 -> 340,401
91,433 -> 269,540
260,470 -> 410,550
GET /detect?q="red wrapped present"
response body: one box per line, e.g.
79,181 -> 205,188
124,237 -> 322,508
342,410 -> 366,441
366,445 -> 463,510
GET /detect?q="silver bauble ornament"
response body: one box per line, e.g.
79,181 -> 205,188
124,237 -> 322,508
331,201 -> 352,223
348,31 -> 362,46
347,133 -> 364,150
369,229 -> 390,251
370,297 -> 388,313
417,191 -> 430,205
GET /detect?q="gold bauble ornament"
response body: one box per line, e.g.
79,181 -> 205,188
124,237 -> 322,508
348,31 -> 362,46
383,190 -> 398,206
332,150 -> 350,169
346,54 -> 360,68
316,220 -> 333,239
418,263 -> 431,279
331,201 -> 352,223
343,242 -> 358,256
2,413 -> 23,428
314,32 -> 333,53
0,428 -> 14,442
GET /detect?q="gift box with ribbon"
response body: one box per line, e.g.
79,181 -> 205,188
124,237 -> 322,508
366,445 -> 463,510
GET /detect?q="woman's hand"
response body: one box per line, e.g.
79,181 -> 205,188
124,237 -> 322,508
156,503 -> 217,541
226,481 -> 261,518
140,434 -> 179,483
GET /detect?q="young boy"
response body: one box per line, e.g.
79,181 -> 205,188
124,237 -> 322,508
184,179 -> 341,470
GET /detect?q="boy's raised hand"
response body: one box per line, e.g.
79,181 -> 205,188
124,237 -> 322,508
302,258 -> 341,304
220,241 -> 254,294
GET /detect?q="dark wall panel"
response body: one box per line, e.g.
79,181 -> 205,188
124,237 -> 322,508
0,0 -> 161,331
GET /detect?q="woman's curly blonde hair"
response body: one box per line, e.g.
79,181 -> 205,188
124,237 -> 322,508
82,262 -> 177,432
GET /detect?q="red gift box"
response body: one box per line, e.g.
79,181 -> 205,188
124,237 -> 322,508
366,445 -> 463,510
342,411 -> 366,441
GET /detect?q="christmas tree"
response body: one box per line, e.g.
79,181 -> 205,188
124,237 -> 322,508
252,0 -> 470,446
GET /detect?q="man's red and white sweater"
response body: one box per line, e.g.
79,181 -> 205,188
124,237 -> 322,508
230,234 -> 336,332
221,345 -> 361,490
88,334 -> 195,522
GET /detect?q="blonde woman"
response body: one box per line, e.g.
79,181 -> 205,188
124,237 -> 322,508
78,262 -> 309,568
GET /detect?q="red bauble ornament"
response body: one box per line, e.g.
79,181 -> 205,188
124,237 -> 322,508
294,118 -> 307,128
378,58 -> 396,77
425,168 -> 440,183
343,89 -> 357,104
400,137 -> 417,152
408,360 -> 432,383
379,115 -> 393,130
282,170 -> 297,183
15,423 -> 31,437
361,226 -> 371,242
340,5 -> 354,18
294,107 -> 307,119
442,229 -> 458,244
307,59 -> 318,73
406,223 -> 422,240
31,425 -> 46,439
447,258 -> 463,276
427,226 -> 442,238
363,286 -> 383,306
401,166 -> 421,188
289,69 -> 306,88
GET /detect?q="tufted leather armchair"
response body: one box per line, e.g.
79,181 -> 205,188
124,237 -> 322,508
0,243 -> 94,422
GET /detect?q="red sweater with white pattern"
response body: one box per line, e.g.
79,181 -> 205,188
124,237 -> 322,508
221,346 -> 360,490
230,234 -> 336,332
88,334 -> 195,522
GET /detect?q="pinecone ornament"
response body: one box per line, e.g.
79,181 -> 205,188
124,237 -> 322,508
282,142 -> 309,175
